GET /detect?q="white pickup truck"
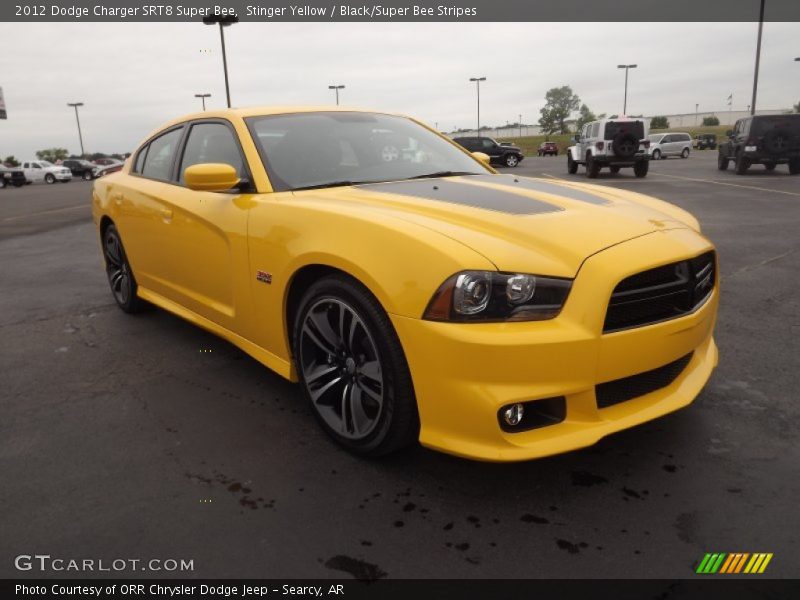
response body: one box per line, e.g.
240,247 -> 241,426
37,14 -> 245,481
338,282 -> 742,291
20,160 -> 72,184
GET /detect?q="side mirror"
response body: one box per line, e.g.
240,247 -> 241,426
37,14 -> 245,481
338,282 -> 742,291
184,163 -> 240,192
726,130 -> 733,137
471,151 -> 491,165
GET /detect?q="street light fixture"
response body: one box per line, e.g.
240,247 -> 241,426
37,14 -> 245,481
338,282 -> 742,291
469,77 -> 486,134
617,64 -> 637,115
67,102 -> 85,157
203,13 -> 239,108
328,85 -> 345,105
195,93 -> 211,110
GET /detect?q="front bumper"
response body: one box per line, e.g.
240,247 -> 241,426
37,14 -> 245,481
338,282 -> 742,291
391,227 -> 718,461
55,172 -> 72,181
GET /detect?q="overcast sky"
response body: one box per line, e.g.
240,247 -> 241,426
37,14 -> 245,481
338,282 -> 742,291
0,21 -> 798,157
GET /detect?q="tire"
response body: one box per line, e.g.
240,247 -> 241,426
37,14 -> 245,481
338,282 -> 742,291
0,179 -> 5,189
735,151 -> 749,175
45,173 -> 55,184
633,160 -> 649,178
764,163 -> 776,171
763,130 -> 790,155
567,153 -> 578,174
82,171 -> 93,181
612,132 -> 639,159
586,153 -> 600,178
102,224 -> 146,314
717,153 -> 729,171
610,166 -> 621,174
293,275 -> 418,457
789,159 -> 800,175
681,148 -> 690,159
504,153 -> 520,168
652,149 -> 662,160
554,151 -> 558,156
13,182 -> 24,188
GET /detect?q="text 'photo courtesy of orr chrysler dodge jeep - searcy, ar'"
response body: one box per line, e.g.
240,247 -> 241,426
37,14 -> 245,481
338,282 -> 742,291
92,107 -> 719,462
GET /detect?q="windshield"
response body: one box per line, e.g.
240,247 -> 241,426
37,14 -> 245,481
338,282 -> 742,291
246,112 -> 489,192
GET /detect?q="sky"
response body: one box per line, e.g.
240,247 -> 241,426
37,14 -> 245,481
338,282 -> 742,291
0,21 -> 798,158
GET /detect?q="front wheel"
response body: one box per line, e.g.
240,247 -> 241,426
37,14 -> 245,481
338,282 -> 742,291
718,154 -> 729,171
633,161 -> 649,178
735,152 -> 749,175
102,224 -> 146,314
681,148 -> 690,158
652,149 -> 662,160
45,173 -> 55,184
82,171 -> 93,181
294,275 -> 418,457
567,153 -> 578,174
504,153 -> 520,167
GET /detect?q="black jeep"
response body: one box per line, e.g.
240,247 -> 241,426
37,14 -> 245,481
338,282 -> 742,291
694,134 -> 717,150
718,114 -> 800,175
452,137 -> 524,168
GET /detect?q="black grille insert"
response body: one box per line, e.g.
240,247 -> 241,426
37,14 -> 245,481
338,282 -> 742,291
596,352 -> 693,409
603,251 -> 715,333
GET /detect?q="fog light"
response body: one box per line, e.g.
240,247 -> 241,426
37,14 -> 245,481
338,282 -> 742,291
502,403 -> 524,427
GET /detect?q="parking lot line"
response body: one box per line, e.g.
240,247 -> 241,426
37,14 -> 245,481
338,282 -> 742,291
540,173 -> 651,183
649,172 -> 800,197
2,203 -> 88,222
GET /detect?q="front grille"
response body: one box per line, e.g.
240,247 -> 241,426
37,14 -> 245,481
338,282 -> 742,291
603,251 -> 715,333
596,352 -> 693,409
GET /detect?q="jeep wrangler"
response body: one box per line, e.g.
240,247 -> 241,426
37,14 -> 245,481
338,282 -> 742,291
567,118 -> 650,178
718,114 -> 800,175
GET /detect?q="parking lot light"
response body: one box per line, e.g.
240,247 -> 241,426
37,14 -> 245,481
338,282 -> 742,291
203,13 -> 238,108
66,102 -> 85,157
617,64 -> 637,115
194,93 -> 211,111
328,85 -> 345,105
469,77 -> 486,135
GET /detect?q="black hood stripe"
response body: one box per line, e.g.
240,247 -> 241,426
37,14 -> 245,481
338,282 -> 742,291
360,178 -> 562,215
471,174 -> 611,206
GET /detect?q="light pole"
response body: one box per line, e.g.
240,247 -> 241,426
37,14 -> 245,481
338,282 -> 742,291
469,77 -> 486,135
750,0 -> 765,115
617,64 -> 637,115
434,121 -> 438,131
519,113 -> 522,138
328,85 -> 345,105
695,103 -> 699,126
203,13 -> 238,108
195,93 -> 211,110
67,102 -> 85,157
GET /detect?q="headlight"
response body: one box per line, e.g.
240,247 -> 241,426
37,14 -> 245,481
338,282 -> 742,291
423,271 -> 572,322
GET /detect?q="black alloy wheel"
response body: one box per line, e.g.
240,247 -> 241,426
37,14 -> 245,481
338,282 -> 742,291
102,224 -> 145,313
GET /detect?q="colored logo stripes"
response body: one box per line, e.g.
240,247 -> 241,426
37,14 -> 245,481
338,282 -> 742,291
696,552 -> 773,574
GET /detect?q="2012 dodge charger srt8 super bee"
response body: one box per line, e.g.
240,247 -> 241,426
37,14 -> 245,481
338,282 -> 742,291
92,107 -> 719,461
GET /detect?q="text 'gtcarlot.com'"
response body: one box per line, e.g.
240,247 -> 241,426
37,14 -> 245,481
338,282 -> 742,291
13,554 -> 194,572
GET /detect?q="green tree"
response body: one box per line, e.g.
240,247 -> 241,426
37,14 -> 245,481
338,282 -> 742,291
4,155 -> 20,167
538,85 -> 581,135
35,148 -> 69,162
573,104 -> 596,133
702,116 -> 720,126
650,116 -> 670,129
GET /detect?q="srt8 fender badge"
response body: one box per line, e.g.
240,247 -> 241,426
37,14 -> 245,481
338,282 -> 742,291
256,270 -> 272,284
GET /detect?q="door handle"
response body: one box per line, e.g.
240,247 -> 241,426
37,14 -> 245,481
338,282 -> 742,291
160,208 -> 173,222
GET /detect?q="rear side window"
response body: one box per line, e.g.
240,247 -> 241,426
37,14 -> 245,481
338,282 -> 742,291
751,116 -> 800,136
179,122 -> 244,183
141,128 -> 183,181
605,121 -> 645,140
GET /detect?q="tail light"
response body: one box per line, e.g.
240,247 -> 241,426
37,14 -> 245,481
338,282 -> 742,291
642,139 -> 651,149
595,141 -> 605,150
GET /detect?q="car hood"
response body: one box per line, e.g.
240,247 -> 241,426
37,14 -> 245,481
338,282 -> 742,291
291,174 -> 699,277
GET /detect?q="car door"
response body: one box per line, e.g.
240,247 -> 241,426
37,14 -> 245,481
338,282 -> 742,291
29,162 -> 45,182
159,120 -> 252,331
480,138 -> 499,159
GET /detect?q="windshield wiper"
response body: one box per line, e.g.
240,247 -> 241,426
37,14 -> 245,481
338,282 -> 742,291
292,180 -> 367,191
408,171 -> 480,180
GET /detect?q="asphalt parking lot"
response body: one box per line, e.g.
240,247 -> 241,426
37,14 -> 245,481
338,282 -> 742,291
1,152 -> 798,579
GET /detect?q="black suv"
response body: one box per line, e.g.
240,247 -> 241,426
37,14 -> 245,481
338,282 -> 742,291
62,159 -> 99,180
0,164 -> 26,188
694,134 -> 717,150
452,137 -> 524,167
718,114 -> 800,175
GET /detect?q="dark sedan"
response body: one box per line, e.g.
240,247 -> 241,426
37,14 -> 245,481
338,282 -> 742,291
62,159 -> 99,181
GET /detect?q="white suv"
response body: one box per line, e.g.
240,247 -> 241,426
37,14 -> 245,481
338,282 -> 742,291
567,118 -> 650,178
21,160 -> 72,184
648,132 -> 692,160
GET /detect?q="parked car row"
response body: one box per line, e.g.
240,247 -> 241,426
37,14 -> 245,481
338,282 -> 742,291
0,157 -> 126,188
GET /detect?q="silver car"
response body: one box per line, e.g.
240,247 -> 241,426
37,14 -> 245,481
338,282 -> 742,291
648,132 -> 692,160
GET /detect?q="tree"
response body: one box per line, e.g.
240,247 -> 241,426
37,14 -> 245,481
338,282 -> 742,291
35,148 -> 69,162
702,116 -> 720,126
538,85 -> 581,135
573,104 -> 596,133
4,155 -> 20,167
650,116 -> 670,129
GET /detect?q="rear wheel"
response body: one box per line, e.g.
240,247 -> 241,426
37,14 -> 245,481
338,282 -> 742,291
82,171 -> 93,181
0,178 -> 5,189
45,173 -> 55,184
294,275 -> 418,457
681,148 -> 690,158
633,161 -> 649,178
102,224 -> 146,314
586,154 -> 600,178
567,153 -> 578,174
504,153 -> 519,168
735,151 -> 750,175
717,153 -> 729,171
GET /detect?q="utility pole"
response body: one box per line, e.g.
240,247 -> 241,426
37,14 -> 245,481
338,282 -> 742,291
617,64 -> 637,115
195,93 -> 211,110
67,102 -> 85,157
328,85 -> 345,105
203,14 -> 239,108
469,77 -> 486,135
750,0 -> 765,115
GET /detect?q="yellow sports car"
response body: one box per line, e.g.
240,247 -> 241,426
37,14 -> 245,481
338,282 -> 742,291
92,107 -> 718,461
